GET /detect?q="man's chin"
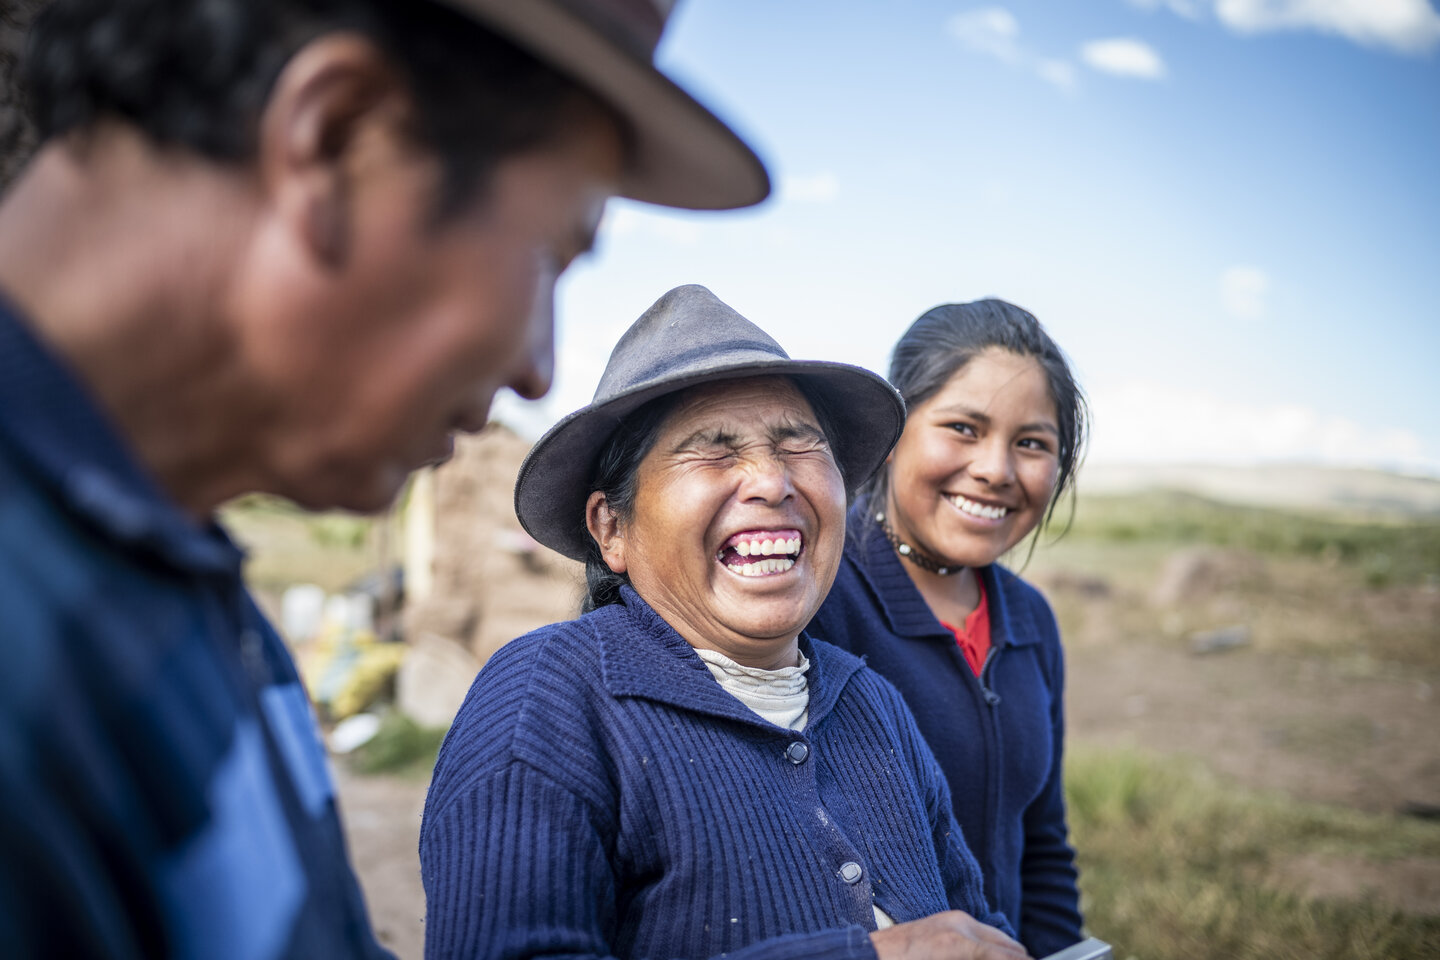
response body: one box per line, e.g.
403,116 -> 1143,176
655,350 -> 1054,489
420,436 -> 456,469
278,463 -> 412,515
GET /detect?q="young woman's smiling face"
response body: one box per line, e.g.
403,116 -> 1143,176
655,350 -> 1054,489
885,348 -> 1061,570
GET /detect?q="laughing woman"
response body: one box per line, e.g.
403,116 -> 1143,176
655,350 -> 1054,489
810,300 -> 1089,957
420,286 -> 1029,960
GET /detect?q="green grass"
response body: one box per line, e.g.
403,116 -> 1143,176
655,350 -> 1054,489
345,711 -> 447,780
1052,491 -> 1440,588
1067,746 -> 1440,959
1017,492 -> 1440,672
221,494 -> 384,593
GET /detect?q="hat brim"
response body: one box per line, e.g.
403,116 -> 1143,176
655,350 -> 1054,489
448,0 -> 770,210
515,359 -> 905,561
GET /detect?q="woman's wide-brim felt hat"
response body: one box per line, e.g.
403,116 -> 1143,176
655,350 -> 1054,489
440,0 -> 768,210
515,284 -> 906,561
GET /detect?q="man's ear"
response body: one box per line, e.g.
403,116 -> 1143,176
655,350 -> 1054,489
253,34 -> 409,268
585,491 -> 628,574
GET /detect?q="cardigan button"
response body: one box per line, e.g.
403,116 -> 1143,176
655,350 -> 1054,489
784,741 -> 809,764
839,861 -> 863,884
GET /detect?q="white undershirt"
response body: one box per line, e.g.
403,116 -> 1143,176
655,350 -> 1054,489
695,647 -> 811,730
694,647 -> 896,931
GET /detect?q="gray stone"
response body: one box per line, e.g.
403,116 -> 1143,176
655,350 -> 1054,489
396,632 -> 481,730
1188,624 -> 1251,656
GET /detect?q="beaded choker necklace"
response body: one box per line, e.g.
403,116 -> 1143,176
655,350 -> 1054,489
874,511 -> 963,576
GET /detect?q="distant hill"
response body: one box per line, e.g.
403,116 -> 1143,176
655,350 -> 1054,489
1077,463 -> 1440,518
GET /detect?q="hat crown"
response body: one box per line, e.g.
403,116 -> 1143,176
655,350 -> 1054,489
593,284 -> 791,405
560,0 -> 675,57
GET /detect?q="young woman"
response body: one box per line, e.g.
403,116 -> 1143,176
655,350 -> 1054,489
809,298 -> 1089,958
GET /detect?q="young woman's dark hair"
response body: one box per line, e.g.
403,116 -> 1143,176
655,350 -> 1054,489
864,298 -> 1089,539
23,0 -> 628,218
581,377 -> 846,612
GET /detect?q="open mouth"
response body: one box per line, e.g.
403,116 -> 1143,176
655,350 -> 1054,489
716,529 -> 803,577
945,492 -> 1010,520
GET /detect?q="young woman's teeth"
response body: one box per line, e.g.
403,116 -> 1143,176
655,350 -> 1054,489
950,494 -> 1008,520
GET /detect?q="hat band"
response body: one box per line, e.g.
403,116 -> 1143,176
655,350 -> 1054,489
604,340 -> 788,401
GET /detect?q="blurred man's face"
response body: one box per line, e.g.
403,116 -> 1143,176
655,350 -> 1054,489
240,105 -> 624,511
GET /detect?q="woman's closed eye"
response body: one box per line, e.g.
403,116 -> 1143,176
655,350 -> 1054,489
681,447 -> 740,465
776,437 -> 830,456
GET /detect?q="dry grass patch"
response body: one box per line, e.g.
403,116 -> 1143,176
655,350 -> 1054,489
1068,746 -> 1440,959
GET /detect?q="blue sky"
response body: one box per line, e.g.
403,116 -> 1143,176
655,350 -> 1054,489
493,0 -> 1440,477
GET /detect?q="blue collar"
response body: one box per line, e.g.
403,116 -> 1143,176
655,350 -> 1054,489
846,498 -> 1035,648
599,586 -> 865,735
0,291 -> 244,576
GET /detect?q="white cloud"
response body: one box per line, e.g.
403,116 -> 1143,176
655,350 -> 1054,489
1216,0 -> 1440,53
946,7 -> 1079,91
600,205 -> 701,245
781,171 -> 841,204
947,7 -> 1023,62
1036,59 -> 1080,91
1219,265 -> 1270,319
1088,381 -> 1435,473
1126,0 -> 1204,18
1081,37 -> 1169,78
1130,0 -> 1440,54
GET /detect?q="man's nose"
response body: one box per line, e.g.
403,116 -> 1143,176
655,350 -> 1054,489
511,266 -> 557,401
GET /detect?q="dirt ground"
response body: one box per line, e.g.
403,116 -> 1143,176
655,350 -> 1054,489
1067,644 -> 1439,817
335,766 -> 429,960
335,636 -> 1440,959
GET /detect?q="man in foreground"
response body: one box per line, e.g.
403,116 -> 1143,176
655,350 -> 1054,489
0,0 -> 766,955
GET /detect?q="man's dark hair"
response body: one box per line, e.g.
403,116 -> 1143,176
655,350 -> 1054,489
24,0 -> 625,216
864,298 -> 1089,543
580,378 -> 845,613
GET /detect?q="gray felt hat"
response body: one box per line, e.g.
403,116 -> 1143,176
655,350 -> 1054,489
439,0 -> 768,210
514,285 -> 906,560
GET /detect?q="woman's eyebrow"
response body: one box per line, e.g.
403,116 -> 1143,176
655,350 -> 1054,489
770,421 -> 827,443
671,427 -> 740,451
932,405 -> 1058,435
933,404 -> 991,423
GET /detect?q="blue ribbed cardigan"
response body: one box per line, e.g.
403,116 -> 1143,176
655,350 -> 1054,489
808,503 -> 1082,956
420,587 -> 1014,959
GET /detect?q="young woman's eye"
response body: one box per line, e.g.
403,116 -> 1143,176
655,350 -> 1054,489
1018,437 -> 1053,453
946,422 -> 977,437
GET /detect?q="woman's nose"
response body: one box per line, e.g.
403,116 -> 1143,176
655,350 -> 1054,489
968,437 -> 1016,487
739,453 -> 794,503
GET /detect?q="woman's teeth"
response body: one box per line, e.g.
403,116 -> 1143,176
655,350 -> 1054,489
948,493 -> 1009,520
734,557 -> 795,577
720,530 -> 803,576
735,537 -> 801,557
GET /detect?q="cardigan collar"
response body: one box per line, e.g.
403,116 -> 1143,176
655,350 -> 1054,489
599,585 -> 865,735
847,498 -> 1038,648
0,291 -> 244,577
